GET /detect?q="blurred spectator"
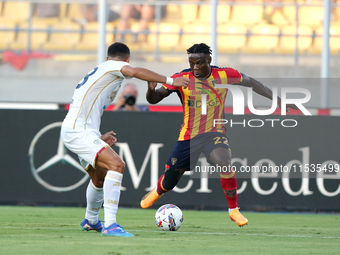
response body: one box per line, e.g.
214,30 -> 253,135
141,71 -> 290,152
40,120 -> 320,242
79,4 -> 120,24
34,3 -> 60,18
304,0 -> 339,22
117,0 -> 166,43
262,0 -> 287,25
331,0 -> 339,22
114,83 -> 149,112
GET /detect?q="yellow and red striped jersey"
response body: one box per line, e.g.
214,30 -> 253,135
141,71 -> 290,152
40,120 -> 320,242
163,66 -> 242,141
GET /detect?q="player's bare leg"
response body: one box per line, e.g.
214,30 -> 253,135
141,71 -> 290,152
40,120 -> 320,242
140,168 -> 186,208
93,147 -> 133,236
209,147 -> 248,227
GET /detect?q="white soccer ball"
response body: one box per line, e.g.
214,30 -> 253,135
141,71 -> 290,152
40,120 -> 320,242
155,204 -> 184,231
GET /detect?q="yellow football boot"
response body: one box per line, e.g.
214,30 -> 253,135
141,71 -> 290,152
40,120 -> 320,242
140,188 -> 162,209
229,208 -> 248,227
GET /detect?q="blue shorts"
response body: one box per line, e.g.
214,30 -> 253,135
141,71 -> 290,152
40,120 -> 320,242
165,132 -> 231,170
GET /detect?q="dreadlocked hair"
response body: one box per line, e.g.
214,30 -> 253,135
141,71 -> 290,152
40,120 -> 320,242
186,43 -> 212,55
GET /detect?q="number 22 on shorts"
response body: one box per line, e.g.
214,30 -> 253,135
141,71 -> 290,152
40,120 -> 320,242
213,136 -> 228,145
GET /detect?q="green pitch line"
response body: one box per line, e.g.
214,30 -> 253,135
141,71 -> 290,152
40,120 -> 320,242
0,206 -> 339,255
3,226 -> 340,239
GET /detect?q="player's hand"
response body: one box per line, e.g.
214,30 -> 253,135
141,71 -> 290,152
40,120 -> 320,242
101,131 -> 117,146
173,77 -> 189,88
148,81 -> 158,91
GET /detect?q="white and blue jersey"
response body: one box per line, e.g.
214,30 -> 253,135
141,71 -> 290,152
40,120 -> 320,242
61,60 -> 131,169
62,60 -> 130,131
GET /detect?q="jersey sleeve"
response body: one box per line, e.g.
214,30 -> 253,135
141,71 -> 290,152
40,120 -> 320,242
225,67 -> 243,84
109,61 -> 131,79
161,72 -> 183,93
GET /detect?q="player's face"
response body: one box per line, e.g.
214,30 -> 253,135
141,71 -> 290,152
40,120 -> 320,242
188,53 -> 211,78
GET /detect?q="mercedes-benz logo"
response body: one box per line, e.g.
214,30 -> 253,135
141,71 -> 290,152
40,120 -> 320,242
28,122 -> 89,192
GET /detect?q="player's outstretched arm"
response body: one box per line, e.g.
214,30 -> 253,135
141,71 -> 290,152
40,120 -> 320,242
121,66 -> 189,88
239,73 -> 298,111
239,73 -> 274,101
146,81 -> 170,104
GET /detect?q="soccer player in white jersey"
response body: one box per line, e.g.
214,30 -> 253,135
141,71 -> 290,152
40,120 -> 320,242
61,42 -> 189,237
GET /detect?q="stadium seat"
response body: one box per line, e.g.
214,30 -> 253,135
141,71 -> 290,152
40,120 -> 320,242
275,25 -> 313,54
76,22 -> 114,51
263,6 -> 290,27
30,3 -> 66,26
66,4 -> 83,20
31,17 -> 60,26
281,0 -> 307,23
282,5 -> 297,24
177,23 -> 211,52
163,4 -> 182,22
283,2 -> 324,28
299,6 -> 324,28
323,25 -> 340,53
242,24 -> 280,53
42,21 -> 81,50
59,3 -> 68,18
309,25 -> 340,54
197,4 -> 231,24
230,5 -> 264,25
0,1 -> 30,24
0,23 -> 16,49
332,7 -> 340,24
217,23 -> 247,53
141,22 -> 181,52
180,4 -> 199,24
122,20 -> 152,47
10,22 -> 49,50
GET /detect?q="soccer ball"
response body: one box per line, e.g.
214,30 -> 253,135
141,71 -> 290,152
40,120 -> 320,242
155,204 -> 184,231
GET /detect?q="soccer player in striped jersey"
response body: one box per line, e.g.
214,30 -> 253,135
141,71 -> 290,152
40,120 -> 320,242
61,42 -> 189,237
140,43 -> 298,227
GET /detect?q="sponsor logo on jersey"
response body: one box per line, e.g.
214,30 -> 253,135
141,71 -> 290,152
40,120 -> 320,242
108,91 -> 117,102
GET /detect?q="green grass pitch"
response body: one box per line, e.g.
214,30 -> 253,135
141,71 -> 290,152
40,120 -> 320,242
0,206 -> 339,255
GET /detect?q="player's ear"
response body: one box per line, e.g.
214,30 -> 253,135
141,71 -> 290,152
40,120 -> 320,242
106,57 -> 108,61
207,55 -> 212,64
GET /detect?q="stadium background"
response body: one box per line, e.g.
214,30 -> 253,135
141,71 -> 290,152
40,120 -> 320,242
0,0 -> 339,211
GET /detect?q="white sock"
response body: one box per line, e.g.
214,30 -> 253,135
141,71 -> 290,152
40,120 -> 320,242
85,180 -> 103,225
103,170 -> 123,228
229,207 -> 238,214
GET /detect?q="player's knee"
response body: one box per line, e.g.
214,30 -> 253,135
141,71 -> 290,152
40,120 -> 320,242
115,159 -> 125,173
106,158 -> 125,173
215,158 -> 231,168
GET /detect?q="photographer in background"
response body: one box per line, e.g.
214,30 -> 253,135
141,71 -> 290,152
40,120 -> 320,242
114,83 -> 149,111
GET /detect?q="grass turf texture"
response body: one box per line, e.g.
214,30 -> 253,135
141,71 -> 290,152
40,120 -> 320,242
0,206 -> 339,255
